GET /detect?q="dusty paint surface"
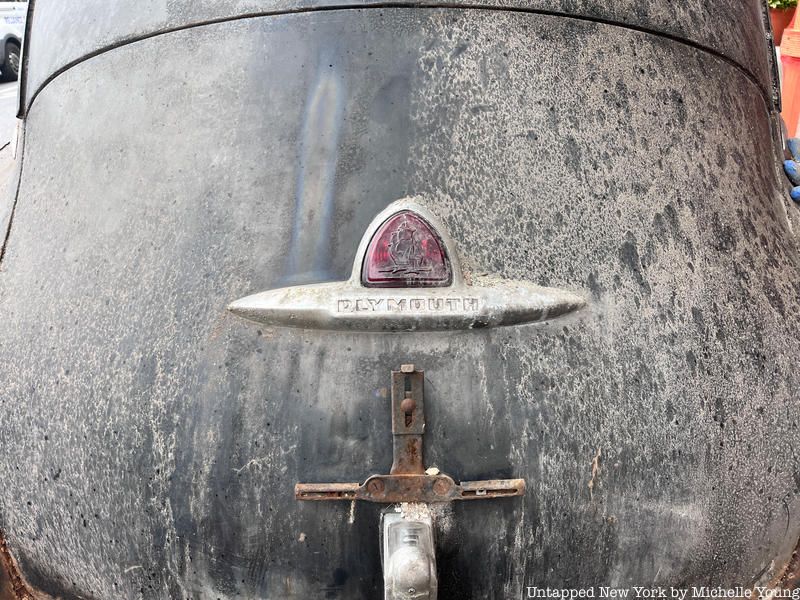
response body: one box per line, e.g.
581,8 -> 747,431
21,1 -> 773,111
0,7 -> 799,600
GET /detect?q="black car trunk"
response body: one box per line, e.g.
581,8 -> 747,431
0,2 -> 799,598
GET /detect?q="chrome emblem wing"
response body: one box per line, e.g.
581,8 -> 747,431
228,198 -> 585,332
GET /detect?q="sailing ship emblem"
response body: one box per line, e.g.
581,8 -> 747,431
383,217 -> 433,276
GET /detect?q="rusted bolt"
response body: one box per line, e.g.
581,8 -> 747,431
400,364 -> 415,373
433,478 -> 452,496
400,397 -> 416,414
367,479 -> 385,494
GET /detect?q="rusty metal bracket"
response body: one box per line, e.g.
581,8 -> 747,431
295,365 -> 525,504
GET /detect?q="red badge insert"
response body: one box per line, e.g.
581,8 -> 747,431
362,211 -> 452,288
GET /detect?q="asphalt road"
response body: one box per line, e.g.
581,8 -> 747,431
0,81 -> 18,148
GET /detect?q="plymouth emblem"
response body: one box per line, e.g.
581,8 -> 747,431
362,210 -> 451,287
228,197 -> 586,331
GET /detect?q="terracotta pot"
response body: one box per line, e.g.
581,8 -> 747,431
771,7 -> 796,46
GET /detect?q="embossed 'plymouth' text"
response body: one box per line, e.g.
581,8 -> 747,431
337,297 -> 480,313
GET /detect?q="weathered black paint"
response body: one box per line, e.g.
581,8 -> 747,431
1,3 -> 799,599
20,1 -> 775,112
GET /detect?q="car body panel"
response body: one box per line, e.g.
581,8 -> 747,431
0,5 -> 799,600
21,0 -> 774,111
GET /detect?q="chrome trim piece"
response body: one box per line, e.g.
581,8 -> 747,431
228,198 -> 585,331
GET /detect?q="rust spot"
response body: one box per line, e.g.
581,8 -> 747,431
0,531 -> 35,600
366,479 -> 385,494
392,437 -> 423,475
777,535 -> 800,590
406,438 -> 418,460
